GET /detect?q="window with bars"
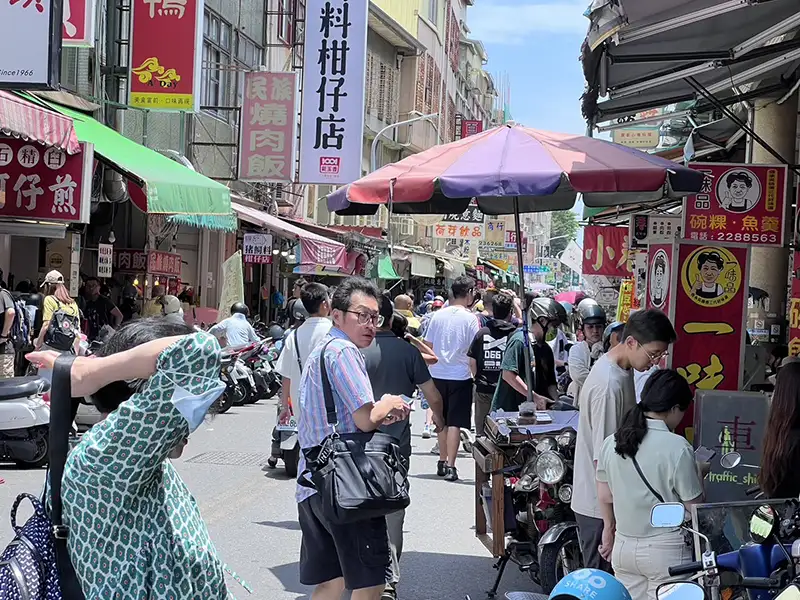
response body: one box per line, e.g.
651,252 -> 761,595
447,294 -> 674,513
202,10 -> 233,113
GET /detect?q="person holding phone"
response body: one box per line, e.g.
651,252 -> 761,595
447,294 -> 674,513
595,369 -> 706,600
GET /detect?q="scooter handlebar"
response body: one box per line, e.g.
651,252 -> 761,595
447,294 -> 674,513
668,561 -> 703,576
739,577 -> 780,589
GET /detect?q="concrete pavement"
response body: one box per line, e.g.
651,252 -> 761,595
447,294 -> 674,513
0,398 -> 533,599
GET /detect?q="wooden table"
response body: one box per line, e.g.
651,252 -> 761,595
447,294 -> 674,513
474,436 -> 506,557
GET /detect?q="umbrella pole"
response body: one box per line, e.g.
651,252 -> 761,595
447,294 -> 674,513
513,197 -> 535,408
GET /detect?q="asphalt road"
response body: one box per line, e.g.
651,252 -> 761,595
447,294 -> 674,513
0,398 -> 534,600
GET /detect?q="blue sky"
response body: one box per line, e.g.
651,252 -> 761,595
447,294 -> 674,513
468,0 -> 589,135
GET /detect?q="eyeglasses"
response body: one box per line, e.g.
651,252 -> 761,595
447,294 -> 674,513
345,310 -> 382,327
638,342 -> 668,363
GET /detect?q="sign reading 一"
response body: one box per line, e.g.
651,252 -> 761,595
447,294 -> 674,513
298,0 -> 368,184
243,233 -> 273,264
239,72 -> 297,182
97,243 -> 113,278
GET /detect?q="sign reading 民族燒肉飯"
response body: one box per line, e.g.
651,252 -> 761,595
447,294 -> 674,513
669,242 -> 749,440
127,0 -> 204,111
63,0 -> 96,47
683,162 -> 787,247
239,72 -> 297,183
0,0 -> 61,88
298,0 -> 368,185
0,139 -> 93,222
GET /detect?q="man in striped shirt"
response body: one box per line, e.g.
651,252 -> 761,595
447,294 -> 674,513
296,277 -> 410,600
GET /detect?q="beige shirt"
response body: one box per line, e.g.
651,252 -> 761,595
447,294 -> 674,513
597,419 -> 703,537
571,354 -> 636,519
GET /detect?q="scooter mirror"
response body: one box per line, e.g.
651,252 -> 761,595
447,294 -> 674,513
750,504 -> 777,544
656,582 -> 705,600
720,451 -> 742,469
650,503 -> 685,528
775,584 -> 800,600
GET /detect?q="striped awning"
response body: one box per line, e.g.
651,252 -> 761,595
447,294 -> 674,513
0,92 -> 81,154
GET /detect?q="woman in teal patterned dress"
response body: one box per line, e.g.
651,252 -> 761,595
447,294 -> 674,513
28,321 -> 239,599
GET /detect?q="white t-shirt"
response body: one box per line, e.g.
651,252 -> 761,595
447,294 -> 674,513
571,354 -> 636,519
635,365 -> 659,404
424,305 -> 480,381
275,317 -> 333,403
567,341 -> 592,406
548,328 -> 570,364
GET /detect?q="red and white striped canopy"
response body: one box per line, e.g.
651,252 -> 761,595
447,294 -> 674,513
0,92 -> 81,154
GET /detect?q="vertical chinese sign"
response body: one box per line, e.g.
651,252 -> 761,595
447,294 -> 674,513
1,0 -> 61,88
63,0 -> 96,47
646,243 -> 672,314
299,0 -> 368,184
432,202 -> 485,241
0,139 -> 93,222
128,0 -> 204,110
789,251 -> 800,357
683,163 -> 787,246
669,242 -> 749,441
582,226 -> 632,277
239,71 -> 297,182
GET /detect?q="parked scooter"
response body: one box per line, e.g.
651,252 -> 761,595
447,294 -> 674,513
0,376 -> 51,468
267,400 -> 300,478
241,338 -> 282,402
216,353 -> 241,414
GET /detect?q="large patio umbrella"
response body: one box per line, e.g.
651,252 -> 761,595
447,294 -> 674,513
328,124 -> 704,406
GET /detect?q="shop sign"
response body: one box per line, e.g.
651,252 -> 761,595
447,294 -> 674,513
298,0 -> 368,184
433,201 -> 485,240
646,243 -> 672,314
0,0 -> 61,88
148,250 -> 182,277
789,251 -> 800,357
69,233 -> 80,296
217,251 -> 244,319
461,119 -> 483,138
629,213 -> 680,248
582,226 -> 632,277
127,0 -> 203,111
669,242 -> 749,435
616,279 -> 634,322
63,0 -> 96,47
113,248 -> 148,272
243,232 -> 273,264
239,71 -> 297,182
0,139 -> 93,223
97,243 -> 113,278
482,219 -> 506,249
610,107 -> 662,150
631,249 -> 647,310
683,163 -> 787,247
503,230 -> 527,253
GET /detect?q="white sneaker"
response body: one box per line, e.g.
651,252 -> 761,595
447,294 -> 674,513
422,424 -> 431,439
430,441 -> 439,455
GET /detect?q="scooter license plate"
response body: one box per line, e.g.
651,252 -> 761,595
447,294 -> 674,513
276,415 -> 298,431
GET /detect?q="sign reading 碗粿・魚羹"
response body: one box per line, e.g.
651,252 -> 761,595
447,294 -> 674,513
239,72 -> 297,182
127,0 -> 204,110
298,0 -> 368,185
669,242 -> 749,442
683,163 -> 787,247
0,0 -> 62,88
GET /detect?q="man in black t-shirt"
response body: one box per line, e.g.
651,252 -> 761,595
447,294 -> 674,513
83,277 -> 123,341
468,291 -> 516,436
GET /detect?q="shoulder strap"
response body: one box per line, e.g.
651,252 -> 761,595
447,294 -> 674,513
318,339 -> 338,426
49,353 -> 76,534
293,329 -> 303,373
631,454 -> 665,503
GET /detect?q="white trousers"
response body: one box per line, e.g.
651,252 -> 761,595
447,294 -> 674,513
612,530 -> 693,600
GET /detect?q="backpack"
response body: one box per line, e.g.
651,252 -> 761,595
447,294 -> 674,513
2,290 -> 30,351
43,300 -> 79,352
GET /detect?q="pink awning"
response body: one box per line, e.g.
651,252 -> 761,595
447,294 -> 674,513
0,92 -> 81,154
231,201 -> 346,269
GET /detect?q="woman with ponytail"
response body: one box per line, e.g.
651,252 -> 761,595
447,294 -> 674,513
595,369 -> 705,600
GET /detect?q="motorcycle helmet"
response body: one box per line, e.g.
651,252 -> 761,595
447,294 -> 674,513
558,301 -> 573,316
604,321 -> 626,351
231,302 -> 249,317
267,324 -> 285,341
576,298 -> 606,327
549,569 -> 632,600
529,297 -> 562,322
552,300 -> 569,326
292,298 -> 310,323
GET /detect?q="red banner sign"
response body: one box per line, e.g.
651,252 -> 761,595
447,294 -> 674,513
582,226 -> 632,277
646,243 -> 673,314
683,162 -> 787,247
0,139 -> 92,223
670,242 -> 749,434
789,251 -> 800,357
148,250 -> 182,276
461,119 -> 483,138
63,0 -> 95,47
127,0 -> 203,111
113,249 -> 148,272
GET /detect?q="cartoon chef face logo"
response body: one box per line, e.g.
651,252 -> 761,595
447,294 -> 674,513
716,168 -> 761,214
648,249 -> 669,310
681,246 -> 742,308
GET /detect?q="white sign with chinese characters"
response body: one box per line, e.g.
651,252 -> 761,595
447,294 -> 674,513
298,0 -> 368,184
0,0 -> 59,87
97,243 -> 113,278
243,232 -> 273,264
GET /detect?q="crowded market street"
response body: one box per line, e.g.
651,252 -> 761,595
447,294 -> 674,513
0,397 -> 532,600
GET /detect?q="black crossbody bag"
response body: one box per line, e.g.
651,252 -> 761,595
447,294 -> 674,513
298,340 -> 410,524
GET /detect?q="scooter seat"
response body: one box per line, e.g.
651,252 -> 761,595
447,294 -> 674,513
0,376 -> 49,400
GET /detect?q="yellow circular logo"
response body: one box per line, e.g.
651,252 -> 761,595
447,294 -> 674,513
681,246 -> 742,308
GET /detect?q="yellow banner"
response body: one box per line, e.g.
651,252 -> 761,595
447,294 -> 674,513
616,279 -> 635,323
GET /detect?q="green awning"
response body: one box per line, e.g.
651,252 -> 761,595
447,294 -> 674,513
373,255 -> 401,280
46,103 -> 232,216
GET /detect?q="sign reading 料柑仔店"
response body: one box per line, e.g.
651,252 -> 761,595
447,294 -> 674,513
298,0 -> 369,185
0,0 -> 61,88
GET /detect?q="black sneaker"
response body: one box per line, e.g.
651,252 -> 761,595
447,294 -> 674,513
381,589 -> 397,600
444,467 -> 459,482
437,460 -> 447,477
